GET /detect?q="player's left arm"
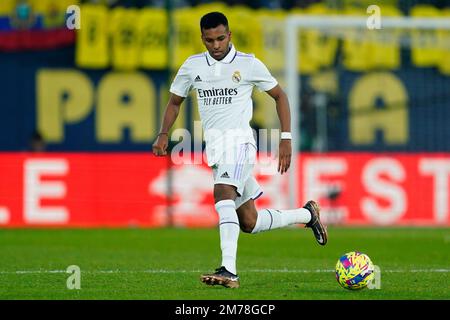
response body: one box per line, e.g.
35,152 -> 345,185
266,84 -> 292,175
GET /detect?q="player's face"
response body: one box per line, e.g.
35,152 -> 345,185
201,24 -> 231,61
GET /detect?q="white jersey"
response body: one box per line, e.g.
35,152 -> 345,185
170,43 -> 278,166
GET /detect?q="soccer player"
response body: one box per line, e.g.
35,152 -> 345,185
152,11 -> 327,288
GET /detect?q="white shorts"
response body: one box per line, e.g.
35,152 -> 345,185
212,143 -> 263,209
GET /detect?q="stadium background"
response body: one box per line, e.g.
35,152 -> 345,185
0,0 -> 449,228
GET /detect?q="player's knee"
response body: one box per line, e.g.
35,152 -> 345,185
240,223 -> 254,233
214,184 -> 237,203
239,215 -> 256,233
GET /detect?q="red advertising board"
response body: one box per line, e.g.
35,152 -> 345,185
299,153 -> 450,226
0,153 -> 449,227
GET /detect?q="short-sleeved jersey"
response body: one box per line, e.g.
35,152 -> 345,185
170,43 -> 278,166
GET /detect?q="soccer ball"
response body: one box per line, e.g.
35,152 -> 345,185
335,251 -> 374,290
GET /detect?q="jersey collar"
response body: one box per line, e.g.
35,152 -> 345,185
205,44 -> 237,66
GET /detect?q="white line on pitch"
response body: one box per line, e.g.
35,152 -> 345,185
0,268 -> 449,274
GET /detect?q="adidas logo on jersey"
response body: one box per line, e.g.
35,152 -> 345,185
194,75 -> 202,82
220,172 -> 230,179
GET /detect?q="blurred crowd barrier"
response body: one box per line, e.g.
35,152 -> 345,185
1,152 -> 448,227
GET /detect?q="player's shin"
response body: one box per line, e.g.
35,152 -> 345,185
215,200 -> 240,275
251,208 -> 311,234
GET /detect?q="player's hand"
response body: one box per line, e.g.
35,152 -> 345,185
278,139 -> 292,175
152,133 -> 169,156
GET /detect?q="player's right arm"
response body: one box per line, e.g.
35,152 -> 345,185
153,58 -> 192,156
152,93 -> 185,156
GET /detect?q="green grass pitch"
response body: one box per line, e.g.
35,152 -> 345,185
0,227 -> 448,299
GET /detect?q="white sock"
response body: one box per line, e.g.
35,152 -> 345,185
215,200 -> 240,275
251,208 -> 311,234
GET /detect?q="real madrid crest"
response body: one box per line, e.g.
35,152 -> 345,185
232,71 -> 241,83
